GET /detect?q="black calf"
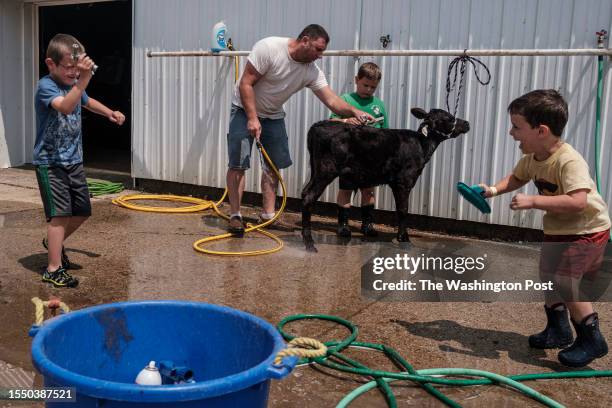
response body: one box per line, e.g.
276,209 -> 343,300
301,108 -> 470,252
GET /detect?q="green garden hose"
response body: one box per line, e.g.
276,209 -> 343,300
594,54 -> 603,194
278,314 -> 612,408
337,371 -> 560,408
87,178 -> 125,196
593,32 -> 610,242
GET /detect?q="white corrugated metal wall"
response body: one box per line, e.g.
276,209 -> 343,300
2,0 -> 611,229
131,0 -> 612,229
352,0 -> 612,229
1,0 -> 37,169
1,1 -> 25,168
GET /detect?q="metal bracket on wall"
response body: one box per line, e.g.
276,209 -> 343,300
380,34 -> 391,49
595,29 -> 610,62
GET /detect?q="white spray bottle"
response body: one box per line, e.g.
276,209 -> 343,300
135,361 -> 162,385
211,21 -> 228,52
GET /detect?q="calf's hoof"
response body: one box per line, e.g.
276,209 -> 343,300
303,234 -> 318,253
305,242 -> 318,253
396,231 -> 411,242
336,224 -> 352,238
393,233 -> 412,248
360,223 -> 378,237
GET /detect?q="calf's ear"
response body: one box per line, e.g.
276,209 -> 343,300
411,108 -> 428,119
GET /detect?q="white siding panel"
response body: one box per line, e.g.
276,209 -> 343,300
0,0 -> 27,168
132,0 -> 612,230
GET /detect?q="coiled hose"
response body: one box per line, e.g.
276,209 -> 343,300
87,178 -> 124,196
278,314 -> 612,408
112,142 -> 287,256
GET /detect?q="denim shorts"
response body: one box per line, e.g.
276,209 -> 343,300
227,105 -> 293,170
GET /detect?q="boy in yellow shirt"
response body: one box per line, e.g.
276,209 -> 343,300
481,89 -> 609,367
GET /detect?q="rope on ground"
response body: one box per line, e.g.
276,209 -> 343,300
31,297 -> 70,326
111,143 -> 287,256
274,337 -> 328,366
278,314 -> 612,408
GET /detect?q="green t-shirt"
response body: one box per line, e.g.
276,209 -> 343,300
330,93 -> 388,129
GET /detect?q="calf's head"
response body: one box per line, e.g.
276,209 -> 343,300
411,108 -> 470,139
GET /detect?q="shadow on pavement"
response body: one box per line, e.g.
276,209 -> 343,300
391,318 -> 594,372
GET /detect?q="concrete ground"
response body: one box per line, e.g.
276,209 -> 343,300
0,166 -> 610,408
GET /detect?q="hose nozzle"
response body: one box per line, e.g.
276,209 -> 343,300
72,43 -> 98,74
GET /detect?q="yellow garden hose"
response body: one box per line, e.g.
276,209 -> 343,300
193,142 -> 287,256
112,142 -> 288,256
227,38 -> 239,83
112,193 -> 226,213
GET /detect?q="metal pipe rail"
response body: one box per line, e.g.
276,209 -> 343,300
147,48 -> 612,58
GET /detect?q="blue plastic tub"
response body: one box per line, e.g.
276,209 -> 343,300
31,301 -> 296,407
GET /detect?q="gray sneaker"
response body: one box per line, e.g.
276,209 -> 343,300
42,267 -> 79,288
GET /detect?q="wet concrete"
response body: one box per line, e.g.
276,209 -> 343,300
0,167 -> 611,407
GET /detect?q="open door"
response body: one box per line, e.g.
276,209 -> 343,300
38,0 -> 132,175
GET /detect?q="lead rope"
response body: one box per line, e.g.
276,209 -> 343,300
445,51 -> 492,116
274,337 -> 327,366
31,297 -> 70,326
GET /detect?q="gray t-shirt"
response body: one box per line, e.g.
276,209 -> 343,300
34,75 -> 89,165
232,37 -> 328,119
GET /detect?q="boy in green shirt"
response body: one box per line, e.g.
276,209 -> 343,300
330,62 -> 388,237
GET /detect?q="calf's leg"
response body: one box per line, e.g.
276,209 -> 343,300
301,174 -> 336,252
391,184 -> 412,243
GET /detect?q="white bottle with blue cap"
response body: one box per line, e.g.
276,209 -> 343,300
211,21 -> 228,52
135,361 -> 162,385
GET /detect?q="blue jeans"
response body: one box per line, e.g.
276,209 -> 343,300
227,105 -> 293,170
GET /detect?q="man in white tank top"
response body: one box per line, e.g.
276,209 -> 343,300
226,24 -> 373,235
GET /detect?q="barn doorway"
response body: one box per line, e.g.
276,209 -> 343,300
38,0 -> 132,175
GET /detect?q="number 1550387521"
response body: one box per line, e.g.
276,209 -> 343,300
0,387 -> 76,402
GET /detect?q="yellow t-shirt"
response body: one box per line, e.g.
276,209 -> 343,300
513,143 -> 611,235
